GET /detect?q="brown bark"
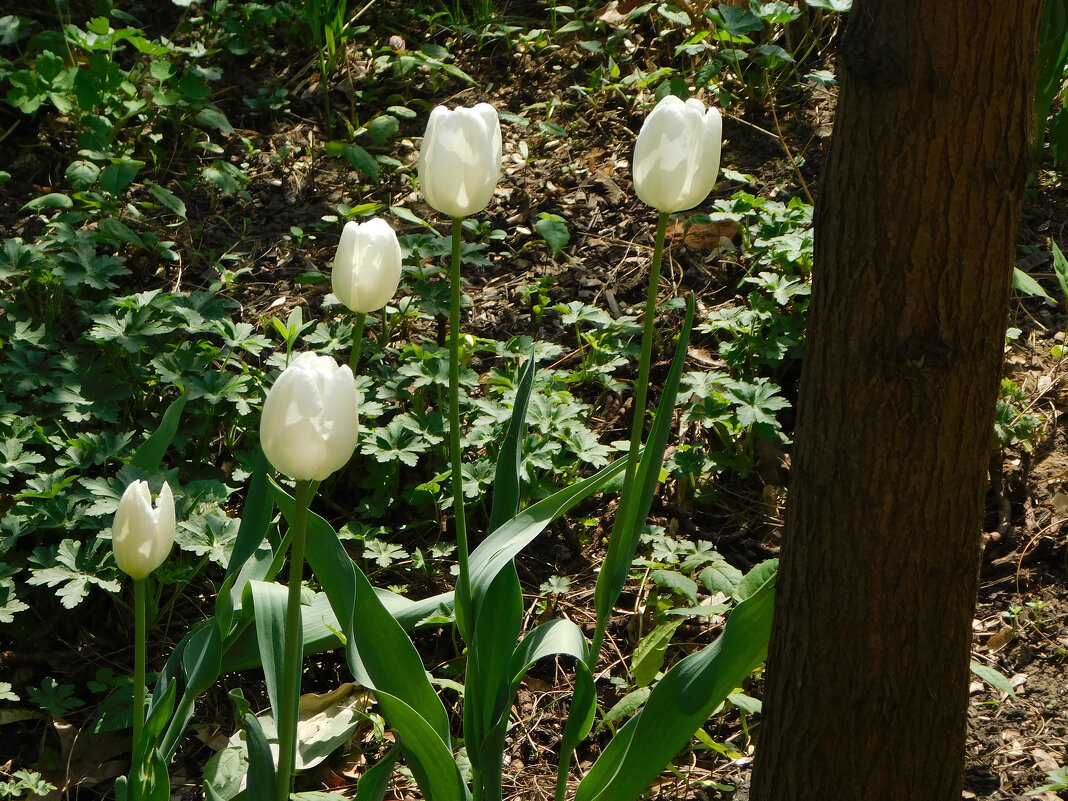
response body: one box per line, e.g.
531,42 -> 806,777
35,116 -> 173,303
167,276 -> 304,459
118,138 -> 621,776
748,3 -> 1042,800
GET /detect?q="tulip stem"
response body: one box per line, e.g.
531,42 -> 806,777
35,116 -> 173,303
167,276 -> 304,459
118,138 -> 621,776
448,217 -> 472,637
132,576 -> 146,759
620,210 -> 670,505
349,311 -> 366,371
588,210 -> 671,666
276,479 -> 314,801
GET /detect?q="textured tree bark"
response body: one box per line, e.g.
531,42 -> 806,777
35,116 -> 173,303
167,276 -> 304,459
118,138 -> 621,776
748,3 -> 1042,801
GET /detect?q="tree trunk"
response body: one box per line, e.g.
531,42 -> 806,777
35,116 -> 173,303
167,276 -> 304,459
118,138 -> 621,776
748,3 -> 1042,801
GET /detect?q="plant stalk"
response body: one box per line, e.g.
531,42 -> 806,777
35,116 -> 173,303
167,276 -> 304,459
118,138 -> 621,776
133,576 -> 147,757
349,311 -> 366,371
449,217 -> 472,637
619,210 -> 670,517
588,210 -> 670,666
275,479 -> 315,801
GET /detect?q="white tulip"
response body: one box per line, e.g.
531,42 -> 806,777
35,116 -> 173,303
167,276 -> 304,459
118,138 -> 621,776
332,218 -> 402,313
417,103 -> 503,218
113,481 -> 175,580
260,353 -> 359,481
632,95 -> 723,213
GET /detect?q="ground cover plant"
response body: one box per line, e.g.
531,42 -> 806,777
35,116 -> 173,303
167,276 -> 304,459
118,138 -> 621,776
2,0 -> 1068,799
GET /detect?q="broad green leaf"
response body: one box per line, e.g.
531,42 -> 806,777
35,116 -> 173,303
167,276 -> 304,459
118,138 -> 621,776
631,618 -> 684,687
576,575 -> 776,801
698,558 -> 743,596
535,214 -> 571,258
145,180 -> 188,219
374,691 -> 469,801
99,159 -> 140,195
650,569 -> 698,604
275,482 -> 452,745
66,160 -> 100,190
969,661 -> 1016,698
21,193 -> 73,211
1012,265 -> 1054,303
734,558 -> 778,601
247,580 -> 291,719
599,687 -> 651,731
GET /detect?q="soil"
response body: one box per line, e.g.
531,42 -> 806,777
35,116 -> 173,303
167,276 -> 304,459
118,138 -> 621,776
4,2 -> 1068,799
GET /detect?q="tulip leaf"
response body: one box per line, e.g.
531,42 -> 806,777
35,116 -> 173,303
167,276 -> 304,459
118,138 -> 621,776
462,454 -> 628,624
354,745 -> 401,801
274,481 -> 453,746
130,392 -> 188,473
247,579 -> 291,719
575,574 -> 775,801
592,295 -> 696,650
230,689 -> 277,801
489,354 -> 536,534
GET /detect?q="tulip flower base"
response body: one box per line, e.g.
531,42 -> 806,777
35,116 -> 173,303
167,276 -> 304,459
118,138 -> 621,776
0,7 -> 1063,801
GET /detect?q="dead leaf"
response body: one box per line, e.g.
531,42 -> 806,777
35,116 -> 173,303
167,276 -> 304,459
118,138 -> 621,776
985,627 -> 1015,652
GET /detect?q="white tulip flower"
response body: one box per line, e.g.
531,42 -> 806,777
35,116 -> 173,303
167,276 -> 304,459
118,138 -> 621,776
113,481 -> 175,580
332,218 -> 402,314
417,103 -> 503,218
632,95 -> 723,213
260,353 -> 359,481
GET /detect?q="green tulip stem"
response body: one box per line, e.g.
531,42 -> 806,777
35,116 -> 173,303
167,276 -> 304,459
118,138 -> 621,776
620,210 -> 670,506
276,479 -> 314,801
448,217 -> 472,635
132,576 -> 146,757
349,311 -> 367,372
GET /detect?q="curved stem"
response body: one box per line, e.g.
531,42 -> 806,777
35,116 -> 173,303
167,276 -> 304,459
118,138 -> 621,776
133,577 -> 146,757
275,479 -> 315,801
449,217 -> 472,636
349,311 -> 367,372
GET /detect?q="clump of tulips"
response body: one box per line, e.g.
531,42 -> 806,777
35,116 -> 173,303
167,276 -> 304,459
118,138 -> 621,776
117,91 -> 776,801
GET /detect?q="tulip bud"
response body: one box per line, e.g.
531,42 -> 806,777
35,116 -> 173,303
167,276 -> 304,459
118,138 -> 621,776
332,218 -> 402,313
632,95 -> 723,213
260,353 -> 359,481
113,481 -> 175,580
417,103 -> 503,218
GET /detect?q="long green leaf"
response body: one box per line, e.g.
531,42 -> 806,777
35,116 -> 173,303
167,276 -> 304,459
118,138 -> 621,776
157,618 -> 223,759
465,566 -> 523,801
230,689 -> 278,801
354,746 -> 401,801
374,691 -> 470,801
488,355 -> 536,533
507,619 -> 594,801
130,392 -> 187,473
224,448 -> 274,584
592,296 -> 696,649
575,571 -> 775,801
462,455 -> 628,622
274,482 -> 452,746
247,580 -> 291,719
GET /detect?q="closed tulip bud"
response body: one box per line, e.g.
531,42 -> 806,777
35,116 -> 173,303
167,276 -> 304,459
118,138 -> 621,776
260,353 -> 358,481
113,481 -> 175,580
332,218 -> 402,313
417,103 -> 503,218
632,95 -> 723,213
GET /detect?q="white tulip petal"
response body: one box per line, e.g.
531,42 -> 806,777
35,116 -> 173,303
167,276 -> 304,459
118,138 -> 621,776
418,103 -> 502,218
112,479 -> 175,579
632,95 -> 723,213
260,353 -> 359,481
